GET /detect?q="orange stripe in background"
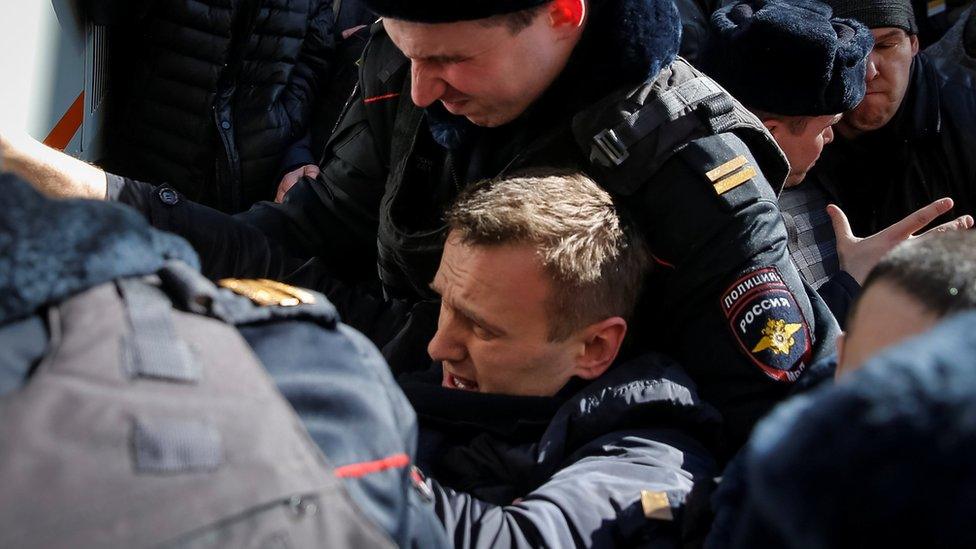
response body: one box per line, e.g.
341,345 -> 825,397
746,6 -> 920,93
43,92 -> 85,151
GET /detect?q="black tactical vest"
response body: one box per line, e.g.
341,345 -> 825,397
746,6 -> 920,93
354,26 -> 787,299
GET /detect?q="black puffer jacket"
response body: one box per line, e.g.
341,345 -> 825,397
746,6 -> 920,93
89,0 -> 335,212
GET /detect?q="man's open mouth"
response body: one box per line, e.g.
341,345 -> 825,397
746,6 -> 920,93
444,372 -> 479,391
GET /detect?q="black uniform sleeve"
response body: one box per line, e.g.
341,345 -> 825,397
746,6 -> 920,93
629,133 -> 840,452
111,82 -> 389,286
814,271 -> 860,329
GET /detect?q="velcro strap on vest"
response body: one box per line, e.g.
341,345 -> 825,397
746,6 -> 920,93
118,279 -> 200,382
590,77 -> 731,168
133,417 -> 223,473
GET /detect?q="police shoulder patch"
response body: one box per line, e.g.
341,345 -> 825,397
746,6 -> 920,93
721,267 -> 811,382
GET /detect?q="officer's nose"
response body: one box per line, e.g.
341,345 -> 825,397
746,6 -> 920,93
411,61 -> 447,108
427,306 -> 466,363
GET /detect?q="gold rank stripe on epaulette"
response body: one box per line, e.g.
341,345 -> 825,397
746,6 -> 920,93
705,155 -> 757,195
640,490 -> 674,521
218,278 -> 316,307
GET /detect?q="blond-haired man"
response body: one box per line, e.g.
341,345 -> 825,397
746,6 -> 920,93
399,171 -> 718,547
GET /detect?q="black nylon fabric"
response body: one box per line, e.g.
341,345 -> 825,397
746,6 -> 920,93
91,0 -> 335,212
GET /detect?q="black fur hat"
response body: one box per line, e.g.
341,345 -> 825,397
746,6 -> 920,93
364,0 -> 552,23
822,0 -> 918,34
704,0 -> 874,116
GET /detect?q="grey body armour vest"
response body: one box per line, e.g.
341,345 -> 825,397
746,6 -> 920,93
360,38 -> 787,297
0,265 -> 393,549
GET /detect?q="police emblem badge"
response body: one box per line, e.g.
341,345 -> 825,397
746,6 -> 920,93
721,267 -> 811,382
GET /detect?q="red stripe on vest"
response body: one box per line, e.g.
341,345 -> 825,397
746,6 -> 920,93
364,92 -> 401,104
650,252 -> 675,269
334,453 -> 411,478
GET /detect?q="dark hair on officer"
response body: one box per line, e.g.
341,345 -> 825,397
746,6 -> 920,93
480,2 -> 551,33
445,169 -> 649,341
365,0 -> 551,25
856,231 -> 976,320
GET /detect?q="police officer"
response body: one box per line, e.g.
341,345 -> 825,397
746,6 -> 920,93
0,173 -> 447,548
1,0 -> 838,452
701,0 -> 972,325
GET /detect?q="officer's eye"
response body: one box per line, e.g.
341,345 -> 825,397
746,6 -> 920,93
472,323 -> 496,340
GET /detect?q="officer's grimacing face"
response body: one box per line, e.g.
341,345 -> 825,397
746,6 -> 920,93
427,234 -> 587,397
842,27 -> 919,133
768,113 -> 841,187
384,8 -> 583,127
835,280 -> 939,379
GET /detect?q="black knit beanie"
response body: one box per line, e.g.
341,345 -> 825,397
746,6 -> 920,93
821,0 -> 918,33
364,0 -> 551,23
704,0 -> 874,116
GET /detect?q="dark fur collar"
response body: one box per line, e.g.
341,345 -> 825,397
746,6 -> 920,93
0,175 -> 199,323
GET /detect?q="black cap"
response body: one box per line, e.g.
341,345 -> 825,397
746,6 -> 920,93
364,0 -> 551,24
821,0 -> 918,34
704,0 -> 874,116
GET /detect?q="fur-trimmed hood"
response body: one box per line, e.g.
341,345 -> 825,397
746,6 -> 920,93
0,174 -> 198,323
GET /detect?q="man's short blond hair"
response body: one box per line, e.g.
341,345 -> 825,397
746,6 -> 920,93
445,171 -> 648,340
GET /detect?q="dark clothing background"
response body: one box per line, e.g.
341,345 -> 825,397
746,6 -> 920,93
675,0 -> 726,66
810,52 -> 976,236
926,4 -> 976,70
88,0 -> 336,213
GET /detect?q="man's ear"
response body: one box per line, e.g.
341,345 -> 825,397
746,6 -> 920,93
573,317 -> 627,380
910,33 -> 920,56
762,117 -> 782,137
549,0 -> 586,29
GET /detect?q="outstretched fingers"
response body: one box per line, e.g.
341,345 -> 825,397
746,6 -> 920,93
826,203 -> 856,244
917,214 -> 975,239
885,197 -> 955,239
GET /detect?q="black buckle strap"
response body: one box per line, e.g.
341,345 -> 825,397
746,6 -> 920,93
591,128 -> 631,167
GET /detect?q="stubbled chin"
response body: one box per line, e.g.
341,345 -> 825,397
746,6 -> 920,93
851,98 -> 895,130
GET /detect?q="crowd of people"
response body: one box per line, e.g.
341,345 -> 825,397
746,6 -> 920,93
1,0 -> 976,546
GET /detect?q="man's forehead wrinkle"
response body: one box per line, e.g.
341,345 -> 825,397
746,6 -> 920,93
436,246 -> 471,302
387,24 -> 493,62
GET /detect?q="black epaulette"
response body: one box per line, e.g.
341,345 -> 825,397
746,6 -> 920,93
677,132 -> 779,213
572,59 -> 789,197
